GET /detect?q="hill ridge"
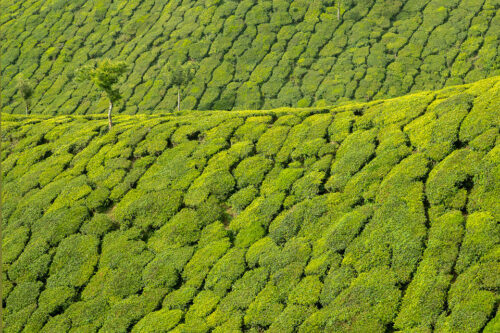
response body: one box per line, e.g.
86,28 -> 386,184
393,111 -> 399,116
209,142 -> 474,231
2,0 -> 499,115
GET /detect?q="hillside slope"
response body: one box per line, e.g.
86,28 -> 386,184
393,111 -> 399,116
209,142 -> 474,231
2,77 -> 500,332
2,0 -> 500,115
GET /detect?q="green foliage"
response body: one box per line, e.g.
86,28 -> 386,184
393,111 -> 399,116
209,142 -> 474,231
47,234 -> 99,288
132,309 -> 183,332
288,275 -> 323,306
233,154 -> 273,188
76,59 -> 128,103
245,284 -> 284,327
114,189 -> 183,229
228,186 -> 258,212
1,77 -> 499,330
16,75 -> 34,113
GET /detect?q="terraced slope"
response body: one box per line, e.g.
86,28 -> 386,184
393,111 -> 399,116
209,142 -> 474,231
2,77 -> 500,332
2,0 -> 500,115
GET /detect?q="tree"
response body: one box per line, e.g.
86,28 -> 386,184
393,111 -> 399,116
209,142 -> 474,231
76,59 -> 128,129
167,61 -> 197,112
16,76 -> 33,115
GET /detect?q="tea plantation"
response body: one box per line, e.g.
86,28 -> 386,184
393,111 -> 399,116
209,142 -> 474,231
2,76 -> 499,332
2,0 -> 500,115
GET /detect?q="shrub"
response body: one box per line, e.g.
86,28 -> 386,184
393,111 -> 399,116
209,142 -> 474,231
86,187 -> 111,211
455,212 -> 498,273
288,275 -> 323,306
323,205 -> 373,252
268,304 -> 313,333
268,199 -> 324,244
142,247 -> 194,289
2,226 -> 29,265
394,210 -> 464,330
234,223 -> 266,248
228,186 -> 258,212
185,290 -> 221,323
185,169 -> 235,206
270,262 -> 305,302
47,234 -> 99,288
436,261 -> 498,332
99,292 -> 163,333
205,248 -> 247,296
227,140 -> 254,159
84,229 -> 153,300
291,138 -> 326,161
246,236 -> 280,269
163,286 -> 198,310
244,284 -> 284,327
148,209 -> 203,252
256,126 -> 290,156
132,309 -> 183,332
5,281 -> 42,314
40,315 -> 71,333
80,213 -> 117,238
320,265 -> 357,307
231,191 -> 285,231
233,154 -> 273,188
459,83 -> 500,142
113,189 -> 183,229
404,93 -> 473,160
198,221 -> 229,248
220,267 -> 269,311
305,250 -> 341,277
8,239 -> 52,283
292,171 -> 325,201
324,267 -> 401,332
326,129 -> 377,192
182,239 -> 231,289
426,149 -> 482,208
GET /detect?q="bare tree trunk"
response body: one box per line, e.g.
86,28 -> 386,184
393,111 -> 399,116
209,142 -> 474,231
25,102 -> 29,116
108,101 -> 113,129
177,87 -> 181,112
337,3 -> 341,20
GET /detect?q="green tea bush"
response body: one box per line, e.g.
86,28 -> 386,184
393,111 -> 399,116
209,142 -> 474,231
80,213 -> 116,238
291,171 -> 325,201
455,212 -> 498,273
7,239 -> 52,283
148,208 -> 204,252
244,284 -> 284,327
288,275 -> 322,306
132,309 -> 183,332
326,129 -> 377,191
182,239 -> 231,289
322,267 -> 401,332
142,247 -> 194,289
113,189 -> 183,229
228,186 -> 258,212
261,167 -> 304,196
47,234 -> 99,288
205,248 -> 247,297
233,154 -> 273,188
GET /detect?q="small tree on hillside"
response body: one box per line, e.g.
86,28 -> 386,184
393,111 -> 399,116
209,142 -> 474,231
16,76 -> 33,115
167,61 -> 197,112
76,59 -> 128,129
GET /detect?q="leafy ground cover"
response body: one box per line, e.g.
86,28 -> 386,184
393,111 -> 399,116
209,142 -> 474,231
2,0 -> 500,115
2,76 -> 499,332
